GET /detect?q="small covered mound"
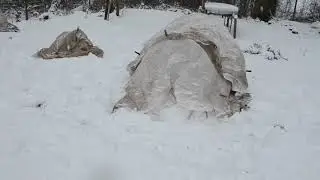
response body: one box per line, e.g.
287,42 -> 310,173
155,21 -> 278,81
35,27 -> 103,59
0,13 -> 19,32
113,14 -> 250,118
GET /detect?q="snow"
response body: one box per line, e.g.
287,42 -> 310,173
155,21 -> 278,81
205,2 -> 239,15
311,21 -> 320,29
244,42 -> 288,61
1,8 -> 320,180
0,13 -> 7,24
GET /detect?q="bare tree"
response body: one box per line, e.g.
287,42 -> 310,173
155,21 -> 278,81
238,0 -> 251,17
251,0 -> 278,22
115,0 -> 120,16
104,0 -> 120,20
201,0 -> 206,10
298,0 -> 307,18
292,0 -> 298,20
104,0 -> 109,20
24,0 -> 29,20
309,0 -> 320,21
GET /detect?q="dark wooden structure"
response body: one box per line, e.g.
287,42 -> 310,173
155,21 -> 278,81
223,14 -> 237,38
204,2 -> 239,39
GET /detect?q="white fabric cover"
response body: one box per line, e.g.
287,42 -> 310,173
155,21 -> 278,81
114,14 -> 249,117
36,28 -> 103,59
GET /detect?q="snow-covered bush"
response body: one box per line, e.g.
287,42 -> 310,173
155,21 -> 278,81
48,0 -> 74,16
244,42 -> 288,61
311,21 -> 320,29
244,43 -> 263,55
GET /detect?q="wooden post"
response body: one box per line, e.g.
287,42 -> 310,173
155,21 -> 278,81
233,17 -> 237,38
226,16 -> 230,27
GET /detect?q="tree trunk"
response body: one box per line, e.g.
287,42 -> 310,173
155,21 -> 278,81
251,0 -> 278,22
24,0 -> 28,20
107,0 -> 112,20
116,0 -> 119,16
238,0 -> 250,17
224,0 -> 233,4
292,0 -> 298,20
179,0 -> 201,10
104,0 -> 108,20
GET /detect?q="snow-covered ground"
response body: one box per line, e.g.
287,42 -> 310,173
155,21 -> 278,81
1,9 -> 320,180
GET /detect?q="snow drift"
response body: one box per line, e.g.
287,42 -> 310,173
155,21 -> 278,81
113,14 -> 250,117
35,27 -> 104,59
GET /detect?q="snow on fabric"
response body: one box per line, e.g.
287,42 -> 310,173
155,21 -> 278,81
114,14 -> 249,117
205,2 -> 239,15
35,27 -> 104,59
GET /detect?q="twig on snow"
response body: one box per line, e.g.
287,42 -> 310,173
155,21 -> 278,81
134,51 -> 140,55
164,29 -> 168,37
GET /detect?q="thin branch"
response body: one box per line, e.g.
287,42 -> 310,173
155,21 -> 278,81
134,51 -> 141,55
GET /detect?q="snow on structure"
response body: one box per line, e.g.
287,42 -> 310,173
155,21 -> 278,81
205,2 -> 239,15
